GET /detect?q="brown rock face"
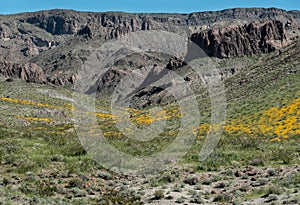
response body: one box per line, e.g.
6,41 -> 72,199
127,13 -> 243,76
190,20 -> 287,58
0,61 -> 46,83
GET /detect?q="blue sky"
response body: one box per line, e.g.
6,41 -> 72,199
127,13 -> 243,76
1,0 -> 299,14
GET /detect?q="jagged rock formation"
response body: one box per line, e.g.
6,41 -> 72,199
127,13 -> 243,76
190,20 -> 288,58
0,61 -> 46,83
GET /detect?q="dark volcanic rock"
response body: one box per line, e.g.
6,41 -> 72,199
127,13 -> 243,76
77,25 -> 93,38
190,20 -> 287,58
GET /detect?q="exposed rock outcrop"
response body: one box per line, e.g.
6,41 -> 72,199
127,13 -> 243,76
0,61 -> 46,83
26,13 -> 77,35
166,57 -> 187,70
46,74 -> 79,86
190,20 -> 287,58
77,25 -> 93,38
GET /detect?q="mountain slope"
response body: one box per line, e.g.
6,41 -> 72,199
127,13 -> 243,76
0,8 -> 300,85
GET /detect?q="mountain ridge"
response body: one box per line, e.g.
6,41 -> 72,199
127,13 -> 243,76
0,7 -> 299,86
2,7 -> 299,16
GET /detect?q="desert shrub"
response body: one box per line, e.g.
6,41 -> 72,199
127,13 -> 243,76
213,193 -> 233,202
271,144 -> 294,164
20,180 -> 57,197
263,185 -> 284,197
274,172 -> 300,188
153,190 -> 164,200
98,189 -> 143,204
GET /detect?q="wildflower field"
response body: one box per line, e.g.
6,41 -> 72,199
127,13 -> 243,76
0,40 -> 299,204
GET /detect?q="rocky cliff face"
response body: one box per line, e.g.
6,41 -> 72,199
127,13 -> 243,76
0,61 -> 46,83
0,8 -> 299,85
16,8 -> 300,37
190,20 -> 288,58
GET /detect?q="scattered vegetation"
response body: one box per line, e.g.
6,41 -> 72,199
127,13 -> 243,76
0,39 -> 299,204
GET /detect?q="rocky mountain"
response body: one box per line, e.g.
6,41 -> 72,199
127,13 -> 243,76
0,8 -> 299,85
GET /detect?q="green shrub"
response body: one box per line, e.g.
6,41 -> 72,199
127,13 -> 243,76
153,190 -> 164,200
